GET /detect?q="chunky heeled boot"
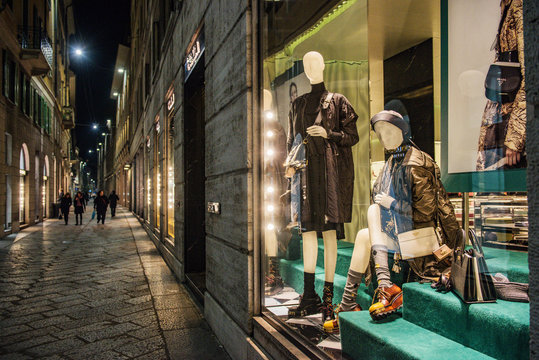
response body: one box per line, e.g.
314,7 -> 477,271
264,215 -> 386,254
287,293 -> 322,318
369,284 -> 403,321
323,303 -> 361,333
265,257 -> 284,296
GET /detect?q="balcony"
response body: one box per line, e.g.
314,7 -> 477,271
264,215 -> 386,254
17,26 -> 53,75
62,106 -> 75,129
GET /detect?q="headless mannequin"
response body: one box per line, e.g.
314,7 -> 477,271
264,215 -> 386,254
301,52 -> 338,284
288,51 -> 339,320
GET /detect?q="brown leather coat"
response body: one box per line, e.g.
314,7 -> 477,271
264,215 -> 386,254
287,91 -> 359,224
374,147 -> 462,279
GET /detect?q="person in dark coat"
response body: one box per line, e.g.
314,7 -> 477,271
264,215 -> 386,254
108,191 -> 120,217
74,191 -> 85,225
60,193 -> 72,225
94,190 -> 109,224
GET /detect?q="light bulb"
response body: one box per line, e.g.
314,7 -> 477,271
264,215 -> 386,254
267,204 -> 275,213
266,130 -> 274,138
267,223 -> 275,231
266,186 -> 274,194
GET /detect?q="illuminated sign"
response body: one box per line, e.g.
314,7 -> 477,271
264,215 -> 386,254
155,114 -> 160,133
167,93 -> 175,111
184,31 -> 205,82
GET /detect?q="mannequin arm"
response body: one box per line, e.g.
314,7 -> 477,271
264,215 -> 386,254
410,167 -> 437,223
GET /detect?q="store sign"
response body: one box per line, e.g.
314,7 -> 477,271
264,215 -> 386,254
167,93 -> 175,111
184,31 -> 205,82
166,85 -> 175,116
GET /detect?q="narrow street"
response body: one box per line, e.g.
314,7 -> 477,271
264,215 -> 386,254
0,208 -> 229,360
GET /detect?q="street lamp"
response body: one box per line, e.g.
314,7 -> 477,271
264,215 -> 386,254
92,124 -> 98,130
74,48 -> 83,56
88,150 -> 93,154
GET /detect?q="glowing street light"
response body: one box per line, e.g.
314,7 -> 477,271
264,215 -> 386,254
101,133 -> 106,136
118,68 -> 124,73
88,150 -> 93,153
92,124 -> 98,130
74,48 -> 83,56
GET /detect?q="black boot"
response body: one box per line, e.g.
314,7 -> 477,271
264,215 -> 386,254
321,281 -> 335,323
288,272 -> 321,318
265,257 -> 284,296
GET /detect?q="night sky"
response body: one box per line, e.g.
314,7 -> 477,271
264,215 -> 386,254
71,0 -> 130,174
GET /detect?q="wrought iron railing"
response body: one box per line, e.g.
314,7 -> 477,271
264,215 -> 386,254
17,26 -> 53,67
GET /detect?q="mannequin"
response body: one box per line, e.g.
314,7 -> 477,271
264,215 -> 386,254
263,89 -> 288,296
287,51 -> 359,322
324,107 -> 461,332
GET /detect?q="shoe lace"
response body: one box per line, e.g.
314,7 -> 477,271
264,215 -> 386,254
372,287 -> 390,305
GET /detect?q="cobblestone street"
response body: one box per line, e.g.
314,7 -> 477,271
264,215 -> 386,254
0,208 -> 230,360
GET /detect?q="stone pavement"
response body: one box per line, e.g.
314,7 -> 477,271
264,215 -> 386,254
0,207 -> 230,360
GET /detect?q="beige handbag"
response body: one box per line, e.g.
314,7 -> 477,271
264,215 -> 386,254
397,227 -> 441,260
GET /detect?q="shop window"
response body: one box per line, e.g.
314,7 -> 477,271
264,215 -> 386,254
260,0 -> 529,359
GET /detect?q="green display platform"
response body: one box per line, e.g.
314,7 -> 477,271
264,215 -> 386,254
403,283 -> 529,360
339,311 -> 495,360
279,238 -> 529,360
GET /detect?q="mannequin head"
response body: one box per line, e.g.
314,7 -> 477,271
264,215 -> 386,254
374,121 -> 404,150
303,51 -> 325,84
371,110 -> 411,150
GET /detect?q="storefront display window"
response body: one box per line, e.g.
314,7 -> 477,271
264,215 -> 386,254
260,0 -> 529,359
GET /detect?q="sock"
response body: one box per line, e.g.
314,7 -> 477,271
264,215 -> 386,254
304,272 -> 316,298
341,269 -> 364,311
323,281 -> 334,305
372,245 -> 392,288
270,257 -> 280,277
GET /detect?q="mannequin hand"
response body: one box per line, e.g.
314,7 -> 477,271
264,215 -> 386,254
505,148 -> 521,166
306,125 -> 328,138
374,193 -> 395,209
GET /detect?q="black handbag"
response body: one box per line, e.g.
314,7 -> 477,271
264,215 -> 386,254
484,61 -> 521,103
451,229 -> 496,303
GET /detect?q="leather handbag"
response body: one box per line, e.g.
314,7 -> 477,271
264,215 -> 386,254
397,227 -> 441,260
451,229 -> 496,303
484,61 -> 521,103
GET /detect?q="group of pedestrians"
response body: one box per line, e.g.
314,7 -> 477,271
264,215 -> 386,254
59,190 -> 120,225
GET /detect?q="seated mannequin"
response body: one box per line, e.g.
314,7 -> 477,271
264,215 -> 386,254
324,107 -> 461,332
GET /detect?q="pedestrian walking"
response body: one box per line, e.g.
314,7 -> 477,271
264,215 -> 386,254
94,190 -> 109,224
108,190 -> 120,217
74,191 -> 85,225
60,192 -> 72,225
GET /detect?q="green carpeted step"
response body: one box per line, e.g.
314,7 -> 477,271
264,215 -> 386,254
279,259 -> 373,310
339,311 -> 494,360
483,247 -> 528,283
403,282 -> 529,360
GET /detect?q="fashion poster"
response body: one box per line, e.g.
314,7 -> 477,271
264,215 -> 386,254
447,0 -> 526,174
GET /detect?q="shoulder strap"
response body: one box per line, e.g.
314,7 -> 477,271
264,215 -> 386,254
314,92 -> 334,126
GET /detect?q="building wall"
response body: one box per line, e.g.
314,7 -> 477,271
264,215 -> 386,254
524,0 -> 539,357
124,1 -> 261,358
0,1 -> 76,236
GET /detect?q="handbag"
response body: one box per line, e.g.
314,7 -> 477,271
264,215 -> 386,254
397,227 -> 442,260
451,229 -> 496,304
484,61 -> 521,103
91,210 -> 96,220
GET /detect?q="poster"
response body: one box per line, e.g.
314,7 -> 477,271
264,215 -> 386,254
447,0 -> 526,174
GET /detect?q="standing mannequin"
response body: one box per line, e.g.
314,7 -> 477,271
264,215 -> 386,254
287,52 -> 359,322
264,89 -> 288,295
324,109 -> 461,332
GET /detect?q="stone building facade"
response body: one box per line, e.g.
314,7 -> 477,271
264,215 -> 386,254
0,0 -> 77,237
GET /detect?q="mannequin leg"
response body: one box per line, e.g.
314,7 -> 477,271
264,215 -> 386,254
321,230 -> 337,322
288,231 -> 322,318
265,228 -> 283,295
324,228 -> 369,332
302,231 -> 318,273
322,230 -> 337,282
367,204 -> 403,320
368,204 -> 392,288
